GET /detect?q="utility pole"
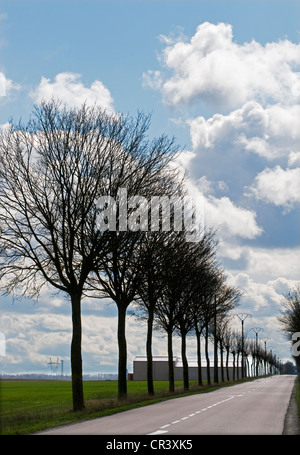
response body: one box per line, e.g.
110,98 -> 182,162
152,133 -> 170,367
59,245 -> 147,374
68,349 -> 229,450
236,313 -> 251,378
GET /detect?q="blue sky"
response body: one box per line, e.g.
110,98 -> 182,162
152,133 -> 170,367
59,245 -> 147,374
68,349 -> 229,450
0,0 -> 300,375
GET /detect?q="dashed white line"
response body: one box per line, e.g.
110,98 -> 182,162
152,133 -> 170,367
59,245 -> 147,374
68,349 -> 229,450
147,394 -> 244,435
148,430 -> 168,435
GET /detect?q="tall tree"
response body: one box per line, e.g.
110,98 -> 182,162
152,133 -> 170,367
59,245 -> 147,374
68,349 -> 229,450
133,231 -> 169,396
88,117 -> 180,400
212,278 -> 241,383
0,102 -> 179,408
174,232 -> 217,390
153,232 -> 187,392
0,101 -> 118,410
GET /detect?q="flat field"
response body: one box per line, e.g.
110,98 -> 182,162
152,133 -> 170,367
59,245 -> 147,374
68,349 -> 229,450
0,379 -> 205,435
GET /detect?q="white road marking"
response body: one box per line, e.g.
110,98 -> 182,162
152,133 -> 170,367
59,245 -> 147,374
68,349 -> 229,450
153,394 -> 244,434
147,430 -> 168,435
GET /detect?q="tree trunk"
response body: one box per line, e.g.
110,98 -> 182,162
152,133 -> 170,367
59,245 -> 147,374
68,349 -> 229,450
205,324 -> 211,385
167,328 -> 175,392
70,293 -> 85,411
181,330 -> 189,391
214,337 -> 218,384
146,308 -> 155,396
220,342 -> 224,382
117,304 -> 128,400
195,327 -> 203,386
246,356 -> 250,377
226,348 -> 230,381
213,301 -> 218,384
232,352 -> 236,380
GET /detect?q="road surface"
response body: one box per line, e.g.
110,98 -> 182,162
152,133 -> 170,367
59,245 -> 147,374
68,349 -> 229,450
39,375 -> 295,435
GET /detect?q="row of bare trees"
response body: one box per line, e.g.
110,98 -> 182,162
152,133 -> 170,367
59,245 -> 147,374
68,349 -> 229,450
132,229 -> 241,394
215,325 -> 280,382
0,101 -> 180,410
0,101 -> 244,411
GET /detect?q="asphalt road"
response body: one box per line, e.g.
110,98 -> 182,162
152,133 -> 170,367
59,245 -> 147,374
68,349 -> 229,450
39,375 -> 295,435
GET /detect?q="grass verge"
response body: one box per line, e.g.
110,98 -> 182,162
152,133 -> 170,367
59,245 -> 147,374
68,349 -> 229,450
0,376 -> 265,435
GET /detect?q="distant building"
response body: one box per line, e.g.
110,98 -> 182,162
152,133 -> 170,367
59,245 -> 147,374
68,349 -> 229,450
133,356 -> 242,381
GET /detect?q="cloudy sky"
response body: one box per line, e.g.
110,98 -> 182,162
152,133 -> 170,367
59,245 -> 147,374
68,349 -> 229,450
0,0 -> 299,375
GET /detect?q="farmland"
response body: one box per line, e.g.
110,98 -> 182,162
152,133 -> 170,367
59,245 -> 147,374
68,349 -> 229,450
0,379 -> 213,435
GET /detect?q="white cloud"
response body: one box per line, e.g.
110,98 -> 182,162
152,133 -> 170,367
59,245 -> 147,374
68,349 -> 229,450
247,165 -> 300,210
0,308 -> 146,373
222,245 -> 300,283
189,102 -> 300,162
234,273 -> 285,311
0,72 -> 6,96
0,72 -> 21,98
204,194 -> 262,240
30,72 -> 114,112
145,22 -> 300,110
185,178 -> 262,240
288,151 -> 300,168
142,70 -> 162,91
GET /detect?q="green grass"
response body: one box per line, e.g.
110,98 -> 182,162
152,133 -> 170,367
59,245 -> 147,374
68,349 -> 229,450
0,377 -> 262,435
0,379 -> 222,435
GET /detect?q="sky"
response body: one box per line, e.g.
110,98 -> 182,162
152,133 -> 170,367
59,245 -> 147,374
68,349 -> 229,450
0,0 -> 299,375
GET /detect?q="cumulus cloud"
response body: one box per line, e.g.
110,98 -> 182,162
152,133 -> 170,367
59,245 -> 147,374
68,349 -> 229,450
0,308 -> 148,373
247,165 -> 300,210
288,151 -> 300,168
222,245 -> 300,283
0,72 -> 6,96
0,72 -> 21,98
185,178 -> 262,240
144,22 -> 300,110
30,72 -> 114,112
234,273 -> 284,310
189,102 -> 300,162
205,195 -> 262,240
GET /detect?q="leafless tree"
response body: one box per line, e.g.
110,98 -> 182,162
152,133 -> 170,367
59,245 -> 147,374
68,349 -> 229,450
174,231 -> 217,391
86,117 -> 181,400
133,231 -> 171,396
0,101 -> 180,407
222,326 -> 235,381
151,232 -> 189,393
0,101 -> 124,410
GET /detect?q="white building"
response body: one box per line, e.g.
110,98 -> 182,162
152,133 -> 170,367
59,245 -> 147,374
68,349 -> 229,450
133,355 -> 242,381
